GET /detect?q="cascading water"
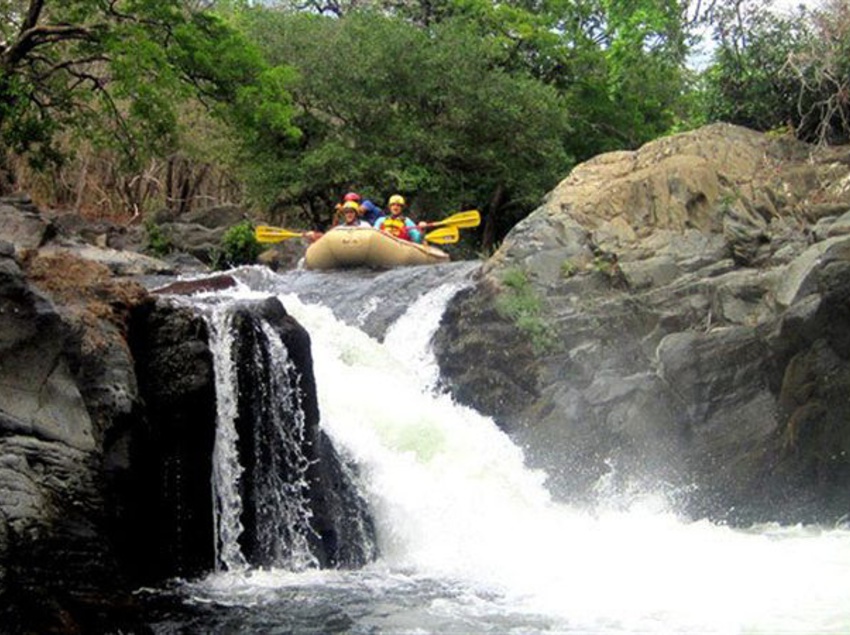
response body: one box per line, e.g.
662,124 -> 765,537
202,298 -> 323,572
147,266 -> 850,634
207,306 -> 248,571
248,319 -> 318,571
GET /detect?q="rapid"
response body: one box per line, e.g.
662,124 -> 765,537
144,264 -> 850,634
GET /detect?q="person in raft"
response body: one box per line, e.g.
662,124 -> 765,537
341,191 -> 382,226
374,194 -> 423,243
336,200 -> 371,227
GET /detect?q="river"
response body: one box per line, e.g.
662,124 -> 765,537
140,264 -> 850,634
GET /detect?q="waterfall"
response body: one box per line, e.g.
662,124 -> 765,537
247,320 -> 318,571
203,300 -> 321,572
207,306 -> 247,572
157,266 -> 850,635
383,279 -> 471,392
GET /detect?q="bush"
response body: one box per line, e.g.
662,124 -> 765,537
145,220 -> 173,257
218,220 -> 261,269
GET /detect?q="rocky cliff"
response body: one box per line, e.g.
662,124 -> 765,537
434,123 -> 850,525
0,200 -> 372,632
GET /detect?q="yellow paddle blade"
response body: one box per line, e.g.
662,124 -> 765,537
255,225 -> 306,244
424,226 -> 459,244
426,210 -> 481,230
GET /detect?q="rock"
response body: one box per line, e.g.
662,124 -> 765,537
0,243 -> 142,630
619,256 -> 680,290
46,212 -> 137,251
121,299 -> 217,581
162,250 -> 209,273
775,235 -> 850,307
0,251 -> 95,451
0,203 -> 53,250
258,241 -> 307,270
229,297 -> 376,568
38,243 -> 176,276
182,204 -> 247,229
151,274 -> 237,295
435,123 -> 850,524
159,221 -> 227,262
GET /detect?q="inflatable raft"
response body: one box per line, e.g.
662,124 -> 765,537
304,227 -> 450,270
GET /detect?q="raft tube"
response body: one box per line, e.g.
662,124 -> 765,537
305,227 -> 450,270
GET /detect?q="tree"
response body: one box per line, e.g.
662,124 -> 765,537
239,9 -> 573,248
785,0 -> 850,144
259,0 -> 694,157
0,0 -> 299,202
695,0 -> 850,144
698,0 -> 814,137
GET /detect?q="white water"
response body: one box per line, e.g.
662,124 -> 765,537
207,306 -> 248,572
186,279 -> 850,634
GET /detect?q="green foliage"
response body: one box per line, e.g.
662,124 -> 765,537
0,0 -> 298,185
438,0 -> 692,156
592,255 -> 617,277
218,220 -> 261,269
145,220 -> 173,257
239,9 -> 573,239
561,259 -> 578,278
695,0 -> 850,144
697,1 -> 813,137
495,267 -> 557,353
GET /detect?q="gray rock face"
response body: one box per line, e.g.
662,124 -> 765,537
0,200 -> 52,250
0,238 -> 136,631
434,124 -> 850,524
0,199 -> 374,629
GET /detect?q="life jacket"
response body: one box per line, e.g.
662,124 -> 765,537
381,217 -> 409,240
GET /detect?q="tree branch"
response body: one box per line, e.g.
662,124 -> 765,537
4,24 -> 92,70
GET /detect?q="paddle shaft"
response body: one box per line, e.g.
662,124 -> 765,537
420,210 -> 480,230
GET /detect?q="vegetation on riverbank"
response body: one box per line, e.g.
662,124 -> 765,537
2,0 -> 849,250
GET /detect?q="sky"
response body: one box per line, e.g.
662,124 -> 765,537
688,0 -> 825,69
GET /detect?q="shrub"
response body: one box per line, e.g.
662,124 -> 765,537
218,220 -> 261,269
495,267 -> 557,353
145,220 -> 172,257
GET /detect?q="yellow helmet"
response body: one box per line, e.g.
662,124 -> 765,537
342,200 -> 359,211
388,194 -> 406,206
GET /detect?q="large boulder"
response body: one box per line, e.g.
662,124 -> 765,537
122,293 -> 375,577
435,124 -> 850,524
0,242 -> 147,631
0,195 -> 373,630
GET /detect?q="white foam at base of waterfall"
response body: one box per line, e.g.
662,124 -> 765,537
279,288 -> 850,634
184,277 -> 850,634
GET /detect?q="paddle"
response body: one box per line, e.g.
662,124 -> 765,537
254,225 -> 308,244
421,210 -> 481,230
424,226 -> 459,244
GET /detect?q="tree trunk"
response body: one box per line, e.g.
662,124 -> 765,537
481,184 -> 505,253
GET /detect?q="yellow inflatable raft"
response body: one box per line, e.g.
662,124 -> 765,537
305,227 -> 450,270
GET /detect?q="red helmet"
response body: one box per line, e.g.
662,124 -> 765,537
344,192 -> 361,202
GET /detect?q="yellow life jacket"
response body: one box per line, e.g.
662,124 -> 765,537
382,217 -> 406,237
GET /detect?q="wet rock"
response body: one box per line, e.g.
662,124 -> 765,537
0,202 -> 53,251
436,123 -> 850,524
122,299 -> 217,582
151,273 -> 237,295
230,297 -> 377,569
0,242 -> 139,630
